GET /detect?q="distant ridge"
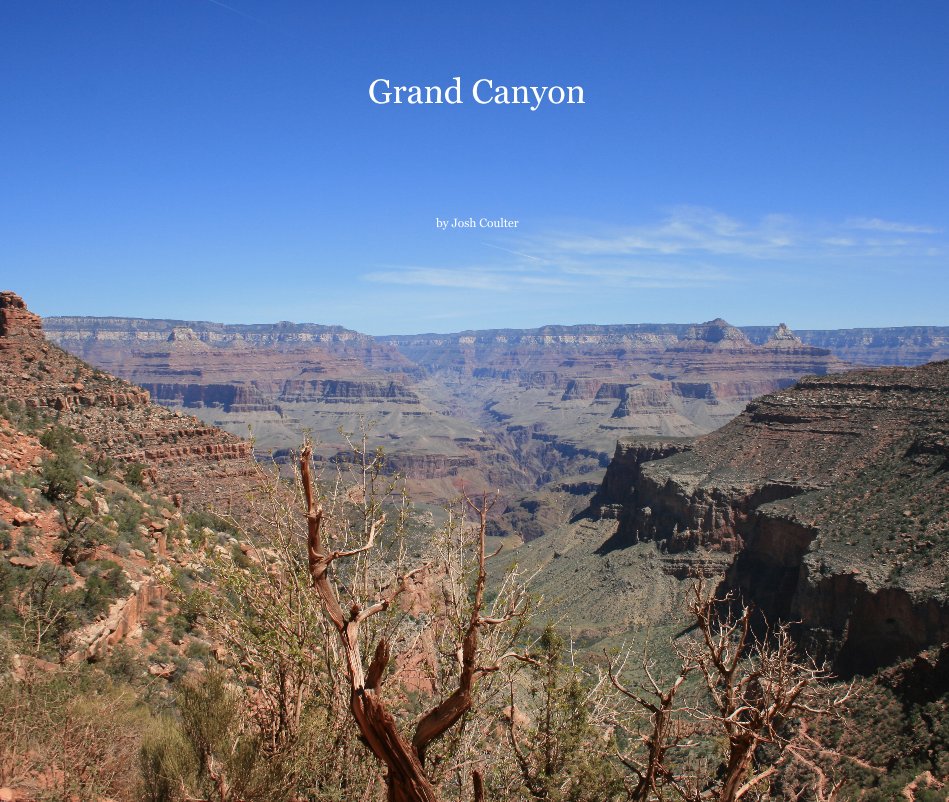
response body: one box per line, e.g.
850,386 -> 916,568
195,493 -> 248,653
46,316 -> 949,367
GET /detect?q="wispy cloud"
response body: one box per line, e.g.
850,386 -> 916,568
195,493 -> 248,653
363,267 -> 510,291
534,206 -> 944,263
846,217 -> 941,235
203,0 -> 269,25
201,0 -> 296,38
363,257 -> 731,294
543,207 -> 802,260
481,242 -> 543,261
360,207 -> 944,297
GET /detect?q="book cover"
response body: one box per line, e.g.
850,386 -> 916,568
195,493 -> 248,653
1,5 -> 947,801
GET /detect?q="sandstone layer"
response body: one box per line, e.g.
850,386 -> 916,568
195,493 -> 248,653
44,316 -> 852,500
1,295 -> 254,503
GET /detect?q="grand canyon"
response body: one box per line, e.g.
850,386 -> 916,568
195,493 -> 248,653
2,291 -> 947,801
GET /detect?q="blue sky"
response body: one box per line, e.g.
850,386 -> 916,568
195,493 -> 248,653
1,1 -> 946,333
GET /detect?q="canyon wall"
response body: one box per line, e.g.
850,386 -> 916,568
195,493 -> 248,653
44,315 -> 854,499
2,295 -> 255,503
589,360 -> 949,675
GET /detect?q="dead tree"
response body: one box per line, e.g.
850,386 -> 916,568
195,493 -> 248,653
684,583 -> 852,802
607,648 -> 693,802
300,444 -> 525,802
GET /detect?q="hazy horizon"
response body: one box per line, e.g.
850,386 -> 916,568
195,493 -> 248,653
33,304 -> 949,339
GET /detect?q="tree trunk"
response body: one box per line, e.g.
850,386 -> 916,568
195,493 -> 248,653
351,689 -> 439,802
719,737 -> 755,802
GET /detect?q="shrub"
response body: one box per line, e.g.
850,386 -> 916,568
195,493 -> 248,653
0,478 -> 29,510
42,451 -> 83,502
124,462 -> 147,489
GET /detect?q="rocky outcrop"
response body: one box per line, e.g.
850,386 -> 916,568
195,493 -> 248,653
0,294 -> 255,502
670,318 -> 753,351
590,438 -> 693,523
742,324 -> 949,365
610,385 -> 677,419
0,292 -> 43,339
590,361 -> 949,675
278,379 -> 419,404
560,378 -> 603,400
762,322 -> 803,348
382,452 -> 478,480
67,580 -> 167,662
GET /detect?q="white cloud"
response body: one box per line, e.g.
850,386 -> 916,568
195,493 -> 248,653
846,217 -> 940,234
543,206 -> 802,260
363,267 -> 508,291
360,207 -> 944,298
534,207 -> 943,264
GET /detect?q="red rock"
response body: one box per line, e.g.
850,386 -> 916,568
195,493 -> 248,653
0,292 -> 42,338
11,510 -> 37,526
8,556 -> 38,568
148,662 -> 176,678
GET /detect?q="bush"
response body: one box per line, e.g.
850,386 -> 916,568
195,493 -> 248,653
0,398 -> 43,433
114,498 -> 147,548
40,424 -> 82,453
106,642 -> 146,684
186,508 -> 238,537
42,451 -> 83,502
94,452 -> 116,478
0,477 -> 29,510
124,462 -> 147,489
184,639 -> 211,661
140,715 -> 199,802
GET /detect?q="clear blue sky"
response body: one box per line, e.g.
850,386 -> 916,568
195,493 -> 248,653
1,1 -> 946,333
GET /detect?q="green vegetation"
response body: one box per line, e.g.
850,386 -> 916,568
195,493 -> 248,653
0,397 -> 44,433
40,427 -> 84,504
124,461 -> 148,489
0,391 -> 943,802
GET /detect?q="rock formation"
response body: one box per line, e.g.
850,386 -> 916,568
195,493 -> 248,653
0,291 -> 43,339
0,293 -> 261,678
590,360 -> 949,675
742,324 -> 949,365
43,315 -> 853,500
0,293 -> 254,502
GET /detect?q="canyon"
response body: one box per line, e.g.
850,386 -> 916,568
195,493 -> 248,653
3,291 -> 948,800
18,297 -> 949,675
532,360 -> 948,676
48,314 -> 937,500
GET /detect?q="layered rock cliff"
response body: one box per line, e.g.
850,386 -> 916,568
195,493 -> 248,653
743,324 -> 949,365
0,293 -> 263,684
45,313 -> 946,505
1,294 -> 254,501
590,361 -> 949,675
44,315 -> 855,499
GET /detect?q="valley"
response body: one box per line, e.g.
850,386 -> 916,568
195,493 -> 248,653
47,315 -> 924,502
2,291 -> 948,800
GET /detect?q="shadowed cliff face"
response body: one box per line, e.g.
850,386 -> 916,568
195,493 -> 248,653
43,315 -> 852,500
589,361 -> 949,675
